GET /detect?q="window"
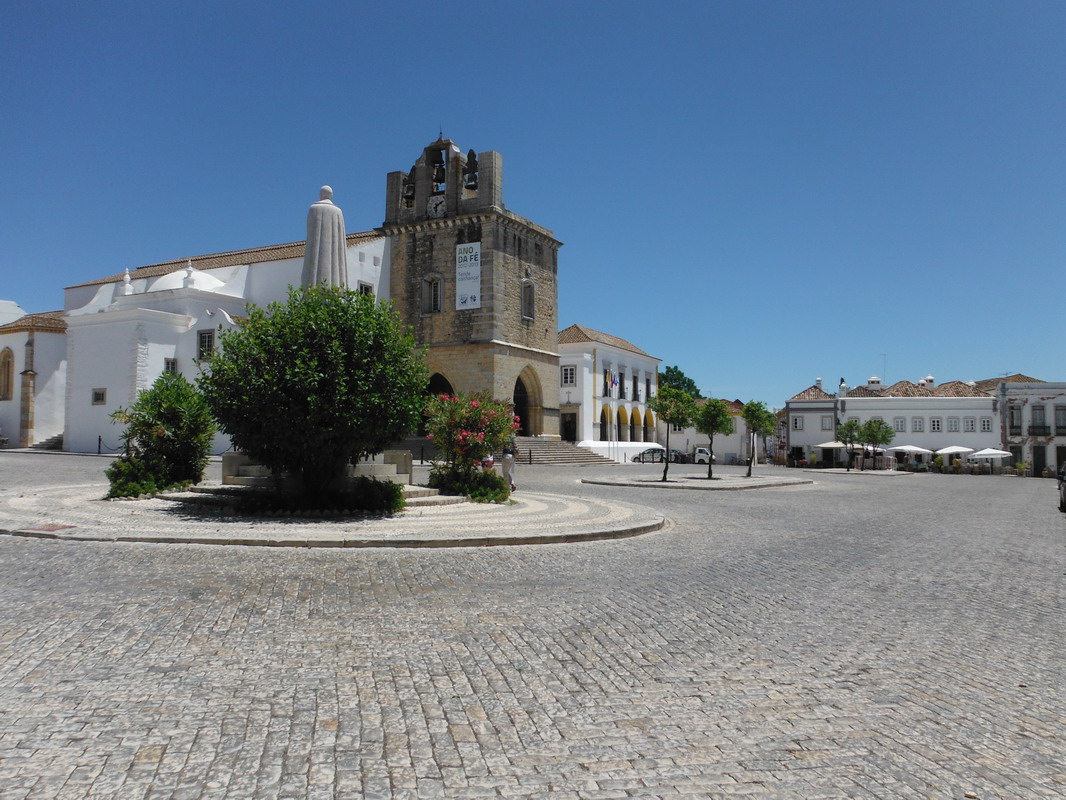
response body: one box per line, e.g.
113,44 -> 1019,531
163,358 -> 178,374
646,377 -> 651,401
964,417 -> 976,432
632,374 -> 639,401
912,418 -> 924,432
821,416 -> 833,431
791,416 -> 803,431
421,277 -> 441,313
1033,405 -> 1046,426
947,417 -> 959,432
197,329 -> 215,361
893,417 -> 906,432
0,347 -> 12,401
930,418 -> 942,433
92,388 -> 107,406
980,417 -> 992,433
602,369 -> 610,397
672,422 -> 683,432
357,282 -> 374,295
1056,405 -> 1066,434
521,281 -> 535,319
561,365 -> 576,386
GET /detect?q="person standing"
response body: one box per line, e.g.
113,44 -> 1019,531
502,434 -> 517,491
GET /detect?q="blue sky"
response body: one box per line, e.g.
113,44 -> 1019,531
3,1 -> 1063,407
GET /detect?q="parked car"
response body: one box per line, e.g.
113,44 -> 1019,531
668,449 -> 690,463
632,447 -> 666,463
692,447 -> 717,465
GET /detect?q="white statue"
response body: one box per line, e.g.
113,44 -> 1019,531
301,186 -> 349,288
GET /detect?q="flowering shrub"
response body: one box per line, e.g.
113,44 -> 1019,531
424,392 -> 518,501
106,372 -> 216,498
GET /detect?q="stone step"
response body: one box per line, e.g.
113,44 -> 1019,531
29,434 -> 64,451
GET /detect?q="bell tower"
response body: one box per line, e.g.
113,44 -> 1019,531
383,138 -> 562,437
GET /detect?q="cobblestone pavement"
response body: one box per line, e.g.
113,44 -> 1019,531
1,452 -> 1065,799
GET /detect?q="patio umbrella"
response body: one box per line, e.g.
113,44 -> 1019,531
935,445 -> 975,456
970,448 -> 1012,458
815,441 -> 850,449
889,445 -> 934,454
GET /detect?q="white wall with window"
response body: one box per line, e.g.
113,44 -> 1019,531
557,324 -> 661,462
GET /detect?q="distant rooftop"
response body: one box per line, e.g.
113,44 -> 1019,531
67,230 -> 384,290
558,324 -> 657,359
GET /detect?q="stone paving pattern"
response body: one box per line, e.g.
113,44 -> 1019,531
0,452 -> 1064,799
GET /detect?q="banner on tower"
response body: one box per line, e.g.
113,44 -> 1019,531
455,242 -> 481,310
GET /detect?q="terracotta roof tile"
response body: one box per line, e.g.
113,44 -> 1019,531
789,385 -> 834,401
881,380 -> 932,397
932,380 -> 990,398
845,386 -> 882,397
558,324 -> 656,358
0,311 -> 67,334
973,373 -> 1043,393
66,230 -> 384,289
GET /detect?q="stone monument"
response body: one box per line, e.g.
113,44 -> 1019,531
301,185 -> 349,288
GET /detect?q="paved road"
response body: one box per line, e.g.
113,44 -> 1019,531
1,452 -> 1064,799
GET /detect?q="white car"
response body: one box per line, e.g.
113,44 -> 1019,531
692,447 -> 717,465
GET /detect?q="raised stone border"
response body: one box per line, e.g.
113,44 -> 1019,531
580,472 -> 814,491
0,484 -> 666,548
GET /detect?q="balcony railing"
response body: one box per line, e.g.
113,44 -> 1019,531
1028,425 -> 1051,436
1057,426 -> 1066,436
1009,426 -> 1022,435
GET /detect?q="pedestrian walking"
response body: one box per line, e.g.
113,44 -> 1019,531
502,434 -> 517,491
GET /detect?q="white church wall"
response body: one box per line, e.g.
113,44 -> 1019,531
0,331 -> 28,444
31,331 -> 67,444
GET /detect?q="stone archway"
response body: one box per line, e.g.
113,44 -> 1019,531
513,377 -> 530,436
427,372 -> 454,397
617,406 -> 629,441
630,409 -> 639,442
512,365 -> 545,436
643,409 -> 655,443
600,406 -> 609,441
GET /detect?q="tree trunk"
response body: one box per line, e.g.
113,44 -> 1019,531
707,436 -> 714,479
661,427 -> 670,482
746,431 -> 754,477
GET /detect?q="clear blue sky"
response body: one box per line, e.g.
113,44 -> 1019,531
3,1 -> 1064,407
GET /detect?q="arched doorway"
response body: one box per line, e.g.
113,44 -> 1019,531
630,410 -> 638,442
599,406 -> 609,441
427,372 -> 454,397
513,377 -> 530,436
643,409 -> 655,443
617,407 -> 629,441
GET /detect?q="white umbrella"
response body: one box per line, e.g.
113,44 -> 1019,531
935,445 -> 975,456
970,448 -> 1012,458
816,441 -> 850,449
889,444 -> 934,454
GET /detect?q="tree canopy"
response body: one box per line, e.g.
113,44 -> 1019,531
658,365 -> 703,399
835,418 -> 862,471
694,398 -> 733,479
741,400 -> 776,477
198,286 -> 428,505
649,386 -> 698,482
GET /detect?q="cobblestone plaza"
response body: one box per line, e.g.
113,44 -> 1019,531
1,453 -> 1064,799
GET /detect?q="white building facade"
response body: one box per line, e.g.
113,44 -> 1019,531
990,378 -> 1066,476
785,376 -> 1000,466
0,312 -> 67,448
557,324 -> 660,462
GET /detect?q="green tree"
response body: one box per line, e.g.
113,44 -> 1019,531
649,386 -> 698,482
859,418 -> 895,470
835,418 -> 862,471
198,286 -> 428,506
106,371 -> 216,497
424,392 -> 518,502
741,400 -> 776,478
694,398 -> 733,479
658,365 -> 703,399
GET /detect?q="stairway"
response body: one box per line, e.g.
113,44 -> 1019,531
29,434 -> 64,451
508,437 -> 617,466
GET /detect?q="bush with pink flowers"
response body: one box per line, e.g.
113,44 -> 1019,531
424,392 -> 519,502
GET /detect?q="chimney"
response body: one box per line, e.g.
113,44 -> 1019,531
815,377 -> 822,391
925,374 -> 935,388
867,376 -> 881,389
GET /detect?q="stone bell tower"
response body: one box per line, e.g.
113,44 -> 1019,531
382,138 -> 562,438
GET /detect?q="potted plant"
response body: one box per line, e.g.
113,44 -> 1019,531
1015,461 -> 1028,477
932,454 -> 944,473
